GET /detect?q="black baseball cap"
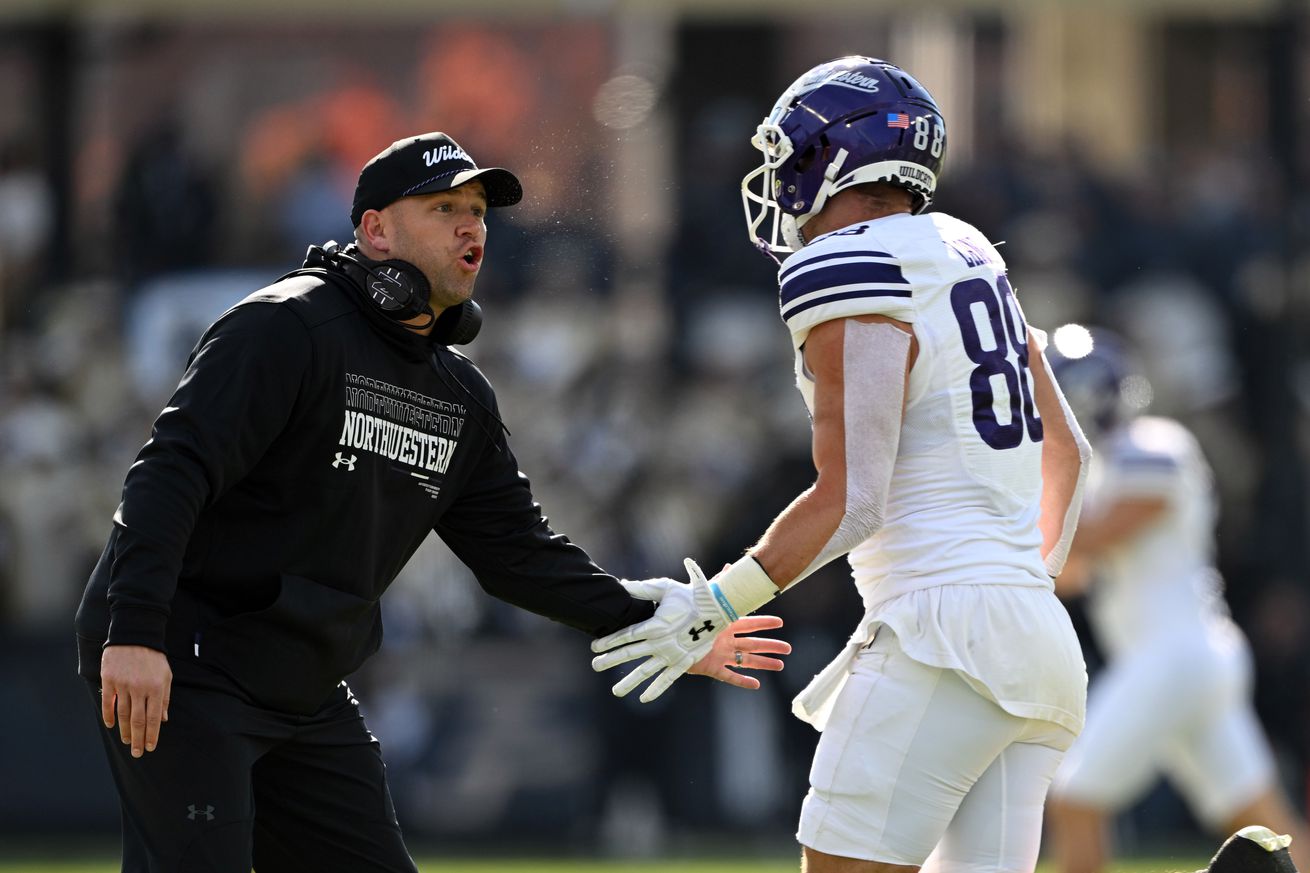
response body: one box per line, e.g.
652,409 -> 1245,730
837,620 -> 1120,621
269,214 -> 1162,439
350,132 -> 522,227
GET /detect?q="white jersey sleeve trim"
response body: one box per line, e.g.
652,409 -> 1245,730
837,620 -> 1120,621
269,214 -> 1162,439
782,284 -> 914,322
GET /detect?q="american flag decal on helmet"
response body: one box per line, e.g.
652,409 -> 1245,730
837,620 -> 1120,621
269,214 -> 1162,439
886,113 -> 910,129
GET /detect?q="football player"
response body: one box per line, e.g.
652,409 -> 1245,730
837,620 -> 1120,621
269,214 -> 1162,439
593,57 -> 1091,872
1043,326 -> 1309,873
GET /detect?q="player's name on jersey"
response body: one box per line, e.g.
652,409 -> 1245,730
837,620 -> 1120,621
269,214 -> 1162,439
948,236 -> 998,268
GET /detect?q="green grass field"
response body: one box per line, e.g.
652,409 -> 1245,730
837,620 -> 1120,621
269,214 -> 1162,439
0,859 -> 1210,873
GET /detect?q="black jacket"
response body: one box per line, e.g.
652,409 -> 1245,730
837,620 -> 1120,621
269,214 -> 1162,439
75,269 -> 652,714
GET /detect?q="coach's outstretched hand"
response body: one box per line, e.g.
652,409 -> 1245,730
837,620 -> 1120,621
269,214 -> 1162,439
593,561 -> 790,702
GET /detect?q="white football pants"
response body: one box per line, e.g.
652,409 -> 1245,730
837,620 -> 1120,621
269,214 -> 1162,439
798,627 -> 1076,870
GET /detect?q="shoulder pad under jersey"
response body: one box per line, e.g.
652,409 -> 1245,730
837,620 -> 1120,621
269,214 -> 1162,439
777,223 -> 916,348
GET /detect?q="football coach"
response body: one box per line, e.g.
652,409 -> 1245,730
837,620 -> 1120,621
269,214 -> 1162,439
75,131 -> 788,873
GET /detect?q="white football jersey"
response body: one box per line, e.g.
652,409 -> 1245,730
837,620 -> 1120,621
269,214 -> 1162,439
1085,416 -> 1233,658
785,212 -> 1085,734
785,212 -> 1050,602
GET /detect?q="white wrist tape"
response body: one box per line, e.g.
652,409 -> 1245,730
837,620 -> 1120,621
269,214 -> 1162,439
710,555 -> 778,620
1043,370 -> 1093,577
794,321 -> 909,584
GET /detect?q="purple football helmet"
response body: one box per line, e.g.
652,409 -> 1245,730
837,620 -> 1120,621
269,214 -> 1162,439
742,56 -> 946,253
1046,324 -> 1146,439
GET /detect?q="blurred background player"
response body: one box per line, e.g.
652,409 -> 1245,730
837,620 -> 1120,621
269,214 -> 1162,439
1045,325 -> 1309,873
593,56 -> 1091,873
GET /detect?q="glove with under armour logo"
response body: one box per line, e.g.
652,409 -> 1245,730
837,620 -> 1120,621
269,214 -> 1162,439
591,556 -> 777,703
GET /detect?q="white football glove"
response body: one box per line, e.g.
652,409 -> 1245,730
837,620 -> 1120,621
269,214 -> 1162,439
617,576 -> 678,602
591,558 -> 730,703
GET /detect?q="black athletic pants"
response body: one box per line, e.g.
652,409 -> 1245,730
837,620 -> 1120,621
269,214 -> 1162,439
86,677 -> 418,873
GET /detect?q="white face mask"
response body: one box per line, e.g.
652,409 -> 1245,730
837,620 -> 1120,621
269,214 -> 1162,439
740,121 -> 796,254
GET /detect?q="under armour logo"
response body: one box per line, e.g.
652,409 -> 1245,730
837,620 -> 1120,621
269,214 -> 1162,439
687,620 -> 716,642
369,268 -> 405,307
187,804 -> 215,822
332,453 -> 357,471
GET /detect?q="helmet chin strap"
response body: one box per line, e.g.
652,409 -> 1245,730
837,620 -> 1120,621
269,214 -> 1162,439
786,148 -> 850,250
781,215 -> 805,251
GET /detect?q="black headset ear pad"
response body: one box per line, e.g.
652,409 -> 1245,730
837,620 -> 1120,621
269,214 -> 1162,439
347,254 -> 483,345
431,300 -> 483,346
358,259 -> 430,321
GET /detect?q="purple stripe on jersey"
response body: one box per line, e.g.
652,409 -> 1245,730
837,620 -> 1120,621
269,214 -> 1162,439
780,262 -> 909,307
782,287 -> 912,322
779,249 -> 896,283
1117,454 -> 1179,469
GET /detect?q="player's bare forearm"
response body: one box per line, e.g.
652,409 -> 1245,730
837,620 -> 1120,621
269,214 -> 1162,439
1039,443 -> 1083,558
1029,338 -> 1084,557
752,319 -> 873,587
750,480 -> 846,588
1070,496 -> 1169,558
750,319 -> 850,586
1027,330 -> 1091,577
753,316 -> 911,589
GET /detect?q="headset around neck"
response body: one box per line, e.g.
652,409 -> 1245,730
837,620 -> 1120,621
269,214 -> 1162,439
300,240 -> 482,346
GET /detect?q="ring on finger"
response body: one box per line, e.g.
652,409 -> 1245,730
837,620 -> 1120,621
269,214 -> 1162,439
734,650 -> 744,666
